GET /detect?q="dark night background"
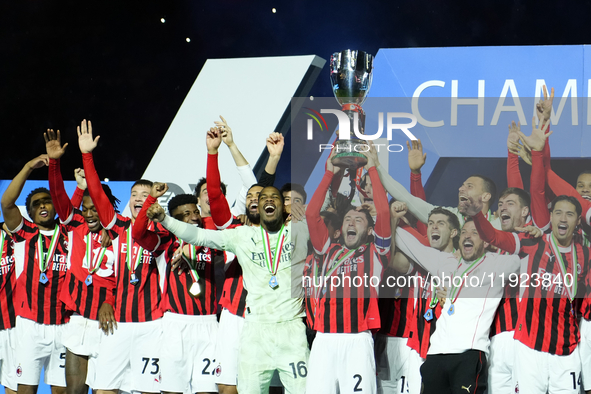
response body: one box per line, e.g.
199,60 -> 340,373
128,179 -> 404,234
1,0 -> 589,181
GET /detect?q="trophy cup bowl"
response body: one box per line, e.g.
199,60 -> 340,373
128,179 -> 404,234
330,49 -> 373,168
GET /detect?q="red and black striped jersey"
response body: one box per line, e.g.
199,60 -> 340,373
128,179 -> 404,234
490,286 -> 520,337
314,242 -> 387,334
107,215 -> 172,323
303,253 -> 321,330
202,216 -> 247,317
59,210 -> 116,320
0,228 -> 17,330
12,219 -> 69,325
514,234 -> 590,355
162,243 -> 220,316
407,296 -> 441,358
378,266 -> 414,338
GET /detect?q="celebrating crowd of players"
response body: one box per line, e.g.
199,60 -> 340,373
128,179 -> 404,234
1,85 -> 591,394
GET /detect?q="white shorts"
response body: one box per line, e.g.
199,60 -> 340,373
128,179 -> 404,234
239,319 -> 309,394
160,312 -> 218,393
62,315 -> 103,387
580,318 -> 591,390
307,331 -> 376,394
513,340 -> 581,394
375,334 -> 415,394
0,328 -> 17,391
488,331 -> 515,394
214,308 -> 244,386
14,316 -> 66,387
406,348 -> 424,394
93,319 -> 162,393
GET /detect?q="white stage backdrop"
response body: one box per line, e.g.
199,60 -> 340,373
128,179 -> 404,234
135,54 -> 325,215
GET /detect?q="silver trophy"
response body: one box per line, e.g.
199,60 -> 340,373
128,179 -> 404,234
330,49 -> 374,168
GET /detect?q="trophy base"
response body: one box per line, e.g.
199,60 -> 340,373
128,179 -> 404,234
332,139 -> 368,168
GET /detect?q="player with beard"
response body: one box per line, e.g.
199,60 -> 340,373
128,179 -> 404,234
468,192 -> 588,394
0,223 -> 18,394
518,123 -> 591,394
392,207 -> 523,393
44,130 -> 119,394
205,124 -> 285,394
77,120 -> 172,394
306,147 -> 391,394
481,187 -> 533,394
132,186 -> 219,394
380,206 -> 459,394
1,153 -> 70,394
366,141 -> 500,229
147,185 -> 308,394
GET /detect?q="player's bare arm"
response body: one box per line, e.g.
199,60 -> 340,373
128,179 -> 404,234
264,132 -> 285,175
214,115 -> 248,167
1,154 -> 49,231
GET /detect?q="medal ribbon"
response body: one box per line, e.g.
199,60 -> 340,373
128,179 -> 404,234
126,227 -> 144,275
179,240 -> 200,283
548,233 -> 578,302
37,225 -> 60,273
85,233 -> 107,274
448,254 -> 487,304
323,246 -> 357,278
261,225 -> 286,276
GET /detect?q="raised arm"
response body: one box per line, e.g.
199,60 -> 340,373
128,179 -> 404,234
260,132 -> 285,186
1,154 -> 49,231
78,120 -> 117,228
389,202 -> 412,273
206,127 -> 234,229
407,139 -> 428,235
365,145 -> 391,249
70,168 -> 87,209
148,202 -> 233,253
214,117 -> 258,217
516,118 -> 554,231
464,197 -> 519,254
536,85 -> 556,203
306,150 -> 339,254
507,121 -> 525,189
530,150 -> 550,231
131,183 -> 169,252
45,129 -> 76,222
376,164 -> 434,224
